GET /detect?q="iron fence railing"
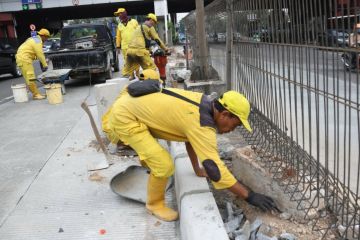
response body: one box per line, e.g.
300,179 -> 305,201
184,0 -> 360,239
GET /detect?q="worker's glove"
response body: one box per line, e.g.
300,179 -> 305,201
41,66 -> 48,72
165,48 -> 171,56
246,191 -> 279,212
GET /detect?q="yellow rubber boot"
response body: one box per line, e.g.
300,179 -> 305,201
28,82 -> 45,100
146,174 -> 178,222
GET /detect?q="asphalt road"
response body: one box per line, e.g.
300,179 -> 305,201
0,61 -> 42,104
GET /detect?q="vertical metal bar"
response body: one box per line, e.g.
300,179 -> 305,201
226,0 -> 233,90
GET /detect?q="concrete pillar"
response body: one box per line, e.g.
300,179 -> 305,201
195,0 -> 210,80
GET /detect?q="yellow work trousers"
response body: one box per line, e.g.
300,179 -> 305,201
122,51 -> 157,77
16,61 -> 36,85
121,48 -> 139,78
109,105 -> 174,178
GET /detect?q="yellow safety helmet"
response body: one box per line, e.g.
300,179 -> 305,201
114,8 -> 126,16
146,13 -> 157,23
218,91 -> 252,132
139,69 -> 160,80
37,28 -> 50,37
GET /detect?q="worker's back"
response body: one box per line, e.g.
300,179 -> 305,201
16,36 -> 43,63
110,88 -> 208,141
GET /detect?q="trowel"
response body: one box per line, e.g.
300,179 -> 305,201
81,101 -> 112,170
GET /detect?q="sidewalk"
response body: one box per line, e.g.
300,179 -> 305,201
0,82 -> 179,240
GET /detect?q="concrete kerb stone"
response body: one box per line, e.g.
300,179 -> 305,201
169,141 -> 229,240
94,78 -> 129,128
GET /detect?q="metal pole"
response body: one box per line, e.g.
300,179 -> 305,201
226,0 -> 233,90
185,27 -> 189,70
195,0 -> 209,80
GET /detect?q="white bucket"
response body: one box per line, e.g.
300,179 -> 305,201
44,83 -> 63,105
11,84 -> 29,103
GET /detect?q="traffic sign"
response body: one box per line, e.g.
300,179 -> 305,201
72,0 -> 79,6
29,24 -> 36,31
22,0 -> 42,3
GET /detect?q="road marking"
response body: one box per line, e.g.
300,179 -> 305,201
0,96 -> 14,105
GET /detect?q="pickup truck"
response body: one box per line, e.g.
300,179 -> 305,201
46,23 -> 119,80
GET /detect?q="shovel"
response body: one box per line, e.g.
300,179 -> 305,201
81,101 -> 112,170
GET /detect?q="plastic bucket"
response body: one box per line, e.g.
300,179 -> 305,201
44,83 -> 63,104
11,84 -> 29,103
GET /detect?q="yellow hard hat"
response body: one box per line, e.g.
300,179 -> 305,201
146,13 -> 157,23
114,8 -> 126,16
218,91 -> 252,132
38,28 -> 50,37
139,69 -> 160,80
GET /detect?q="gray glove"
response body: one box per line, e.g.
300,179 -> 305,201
41,66 -> 48,72
246,191 -> 280,212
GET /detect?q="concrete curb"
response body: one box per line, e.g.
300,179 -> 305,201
170,141 -> 229,240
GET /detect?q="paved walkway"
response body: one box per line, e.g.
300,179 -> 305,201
0,80 -> 179,240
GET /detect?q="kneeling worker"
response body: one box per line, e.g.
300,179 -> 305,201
16,28 -> 50,100
107,85 -> 278,221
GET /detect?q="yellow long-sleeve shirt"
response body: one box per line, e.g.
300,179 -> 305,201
15,35 -> 47,68
116,19 -> 138,50
128,24 -> 167,51
109,88 -> 237,189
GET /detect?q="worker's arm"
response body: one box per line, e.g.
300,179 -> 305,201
116,24 -> 122,49
33,40 -> 47,68
185,142 -> 208,177
187,126 -> 279,212
148,26 -> 168,50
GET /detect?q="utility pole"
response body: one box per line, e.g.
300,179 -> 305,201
195,0 -> 209,80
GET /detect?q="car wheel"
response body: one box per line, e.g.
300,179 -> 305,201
104,55 -> 113,79
11,62 -> 22,77
113,55 -> 120,72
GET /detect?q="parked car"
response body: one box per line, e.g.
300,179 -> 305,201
0,43 -> 21,78
318,29 -> 349,47
46,23 -> 119,80
43,38 -> 60,53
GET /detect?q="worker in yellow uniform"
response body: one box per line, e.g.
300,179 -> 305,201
107,86 -> 278,222
113,8 -> 139,77
16,28 -> 50,100
122,13 -> 169,78
102,69 -> 161,145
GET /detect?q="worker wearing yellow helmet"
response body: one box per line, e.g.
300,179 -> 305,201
113,8 -> 139,77
16,28 -> 50,100
122,13 -> 169,78
106,88 -> 279,222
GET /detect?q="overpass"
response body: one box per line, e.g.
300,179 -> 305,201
0,0 -> 213,45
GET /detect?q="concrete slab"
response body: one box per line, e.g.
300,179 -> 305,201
180,192 -> 228,240
174,156 -> 210,212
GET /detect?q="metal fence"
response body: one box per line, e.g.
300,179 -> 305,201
184,0 -> 360,239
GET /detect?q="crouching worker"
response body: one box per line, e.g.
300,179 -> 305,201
16,28 -> 50,100
102,69 -> 161,146
106,83 -> 279,222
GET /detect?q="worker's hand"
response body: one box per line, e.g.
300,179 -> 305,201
246,191 -> 279,212
165,48 -> 171,55
195,168 -> 208,178
41,66 -> 48,72
117,47 -> 121,54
